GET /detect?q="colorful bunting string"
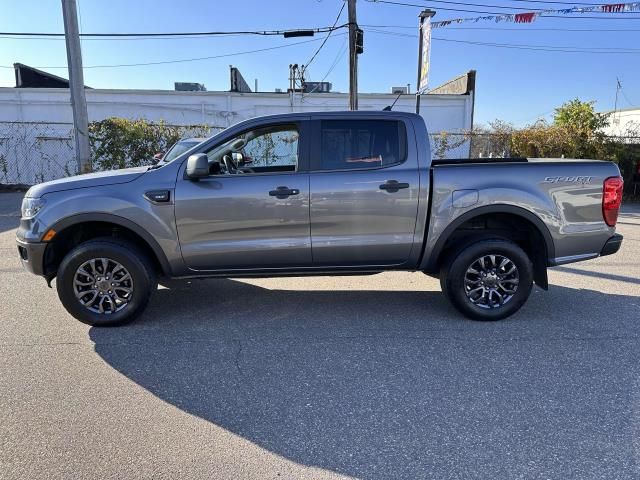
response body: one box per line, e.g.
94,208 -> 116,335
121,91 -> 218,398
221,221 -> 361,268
430,2 -> 640,28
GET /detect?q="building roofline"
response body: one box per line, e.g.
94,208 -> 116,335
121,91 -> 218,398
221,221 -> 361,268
600,106 -> 639,114
0,86 -> 465,99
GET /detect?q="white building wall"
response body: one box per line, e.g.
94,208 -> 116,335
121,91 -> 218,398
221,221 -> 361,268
0,87 -> 473,184
602,108 -> 640,138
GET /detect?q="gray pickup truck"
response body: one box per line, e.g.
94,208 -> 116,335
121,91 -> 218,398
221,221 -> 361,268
16,111 -> 624,326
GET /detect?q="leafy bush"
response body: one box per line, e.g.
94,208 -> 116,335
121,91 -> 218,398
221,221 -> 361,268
431,131 -> 469,159
89,118 -> 212,170
474,99 -> 639,196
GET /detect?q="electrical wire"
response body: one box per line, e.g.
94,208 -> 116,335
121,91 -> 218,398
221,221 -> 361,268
434,37 -> 640,52
367,0 -> 547,11
365,28 -> 640,53
507,0 -> 608,4
0,33 -> 347,69
302,1 -> 346,75
0,33 -> 267,41
366,0 -> 640,18
302,37 -> 349,99
364,1 -> 506,14
370,0 -> 631,10
0,25 -> 347,38
361,24 -> 640,31
621,89 -> 636,106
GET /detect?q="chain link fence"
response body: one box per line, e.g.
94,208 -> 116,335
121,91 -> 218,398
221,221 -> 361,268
0,122 -> 77,186
0,121 -> 223,186
0,121 -> 473,186
2,121 -> 636,189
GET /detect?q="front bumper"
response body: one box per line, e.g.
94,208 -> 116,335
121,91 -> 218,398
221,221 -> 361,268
600,233 -> 623,257
16,238 -> 47,276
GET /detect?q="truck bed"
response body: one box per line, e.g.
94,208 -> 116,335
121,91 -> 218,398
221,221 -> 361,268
432,157 -> 609,166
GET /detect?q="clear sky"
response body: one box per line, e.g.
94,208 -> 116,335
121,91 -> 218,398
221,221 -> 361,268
1,0 -> 639,126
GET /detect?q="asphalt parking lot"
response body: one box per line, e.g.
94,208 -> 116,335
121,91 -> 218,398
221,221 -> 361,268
1,191 -> 639,480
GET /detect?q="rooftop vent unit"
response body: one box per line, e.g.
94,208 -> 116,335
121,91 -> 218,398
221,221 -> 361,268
390,86 -> 408,95
175,82 -> 206,92
303,81 -> 332,93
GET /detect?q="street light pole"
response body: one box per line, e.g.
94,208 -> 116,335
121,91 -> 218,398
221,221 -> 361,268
61,0 -> 91,174
348,0 -> 358,110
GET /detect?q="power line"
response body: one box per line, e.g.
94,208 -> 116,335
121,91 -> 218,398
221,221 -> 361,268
303,37 -> 349,98
6,25 -> 640,41
507,0 -> 606,4
434,36 -> 640,53
621,90 -> 636,106
366,0 -> 640,17
367,0 -> 550,12
365,1 -> 505,14
302,1 -> 346,75
0,33 -> 268,41
365,28 -> 640,52
376,0 -> 624,9
362,24 -> 640,31
0,34 -> 346,70
0,25 -> 347,38
323,40 -> 349,80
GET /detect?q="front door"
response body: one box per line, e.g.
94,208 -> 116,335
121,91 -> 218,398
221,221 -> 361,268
175,123 -> 311,271
309,118 -> 420,267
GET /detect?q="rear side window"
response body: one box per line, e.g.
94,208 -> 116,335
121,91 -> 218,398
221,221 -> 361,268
319,120 -> 407,170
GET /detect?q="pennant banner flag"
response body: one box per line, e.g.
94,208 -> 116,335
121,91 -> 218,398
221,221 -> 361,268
431,1 -> 640,28
418,16 -> 432,93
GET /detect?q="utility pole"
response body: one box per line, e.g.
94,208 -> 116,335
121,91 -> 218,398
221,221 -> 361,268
614,77 -> 622,124
61,0 -> 91,174
348,0 -> 358,110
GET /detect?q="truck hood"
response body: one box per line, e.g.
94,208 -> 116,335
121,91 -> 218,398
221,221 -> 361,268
26,167 -> 148,198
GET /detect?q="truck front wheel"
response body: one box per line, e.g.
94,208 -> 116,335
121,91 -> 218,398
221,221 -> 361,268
440,239 -> 533,321
56,239 -> 157,327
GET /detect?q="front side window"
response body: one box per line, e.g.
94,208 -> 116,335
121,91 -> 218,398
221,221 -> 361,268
319,120 -> 407,171
205,124 -> 299,175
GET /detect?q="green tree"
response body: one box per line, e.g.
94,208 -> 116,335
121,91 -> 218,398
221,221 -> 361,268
553,98 -> 609,133
552,99 -> 611,159
473,98 -> 638,196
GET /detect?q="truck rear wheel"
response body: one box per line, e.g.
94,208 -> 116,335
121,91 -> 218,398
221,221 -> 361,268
440,239 -> 533,321
56,239 -> 157,327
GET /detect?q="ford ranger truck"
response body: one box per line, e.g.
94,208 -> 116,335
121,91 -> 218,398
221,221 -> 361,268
16,111 -> 624,326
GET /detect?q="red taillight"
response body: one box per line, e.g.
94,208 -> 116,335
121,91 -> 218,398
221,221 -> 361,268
602,176 -> 624,227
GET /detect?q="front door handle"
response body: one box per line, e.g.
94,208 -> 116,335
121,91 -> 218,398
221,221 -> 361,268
379,180 -> 410,193
269,186 -> 300,199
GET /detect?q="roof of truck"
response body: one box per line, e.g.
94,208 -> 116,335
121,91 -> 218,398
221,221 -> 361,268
242,110 -> 422,122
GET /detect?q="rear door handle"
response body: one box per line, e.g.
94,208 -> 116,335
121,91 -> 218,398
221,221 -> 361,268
269,186 -> 300,199
379,180 -> 409,193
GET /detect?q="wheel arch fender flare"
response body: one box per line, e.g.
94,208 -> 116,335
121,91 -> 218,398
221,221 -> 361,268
47,212 -> 172,276
422,204 -> 555,274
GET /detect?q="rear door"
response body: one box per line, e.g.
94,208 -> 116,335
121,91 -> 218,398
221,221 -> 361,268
174,121 -> 311,271
309,117 -> 420,267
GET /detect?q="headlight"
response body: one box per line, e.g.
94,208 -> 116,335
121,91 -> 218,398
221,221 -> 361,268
21,197 -> 46,219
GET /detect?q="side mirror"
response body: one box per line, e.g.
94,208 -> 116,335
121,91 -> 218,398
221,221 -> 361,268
185,153 -> 209,180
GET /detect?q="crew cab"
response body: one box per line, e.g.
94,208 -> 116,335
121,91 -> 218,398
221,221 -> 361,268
16,111 -> 624,326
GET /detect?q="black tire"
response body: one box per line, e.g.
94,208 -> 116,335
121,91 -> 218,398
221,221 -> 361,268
440,239 -> 533,321
56,238 -> 157,327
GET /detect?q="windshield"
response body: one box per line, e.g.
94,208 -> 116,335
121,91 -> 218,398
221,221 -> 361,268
163,140 -> 200,163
